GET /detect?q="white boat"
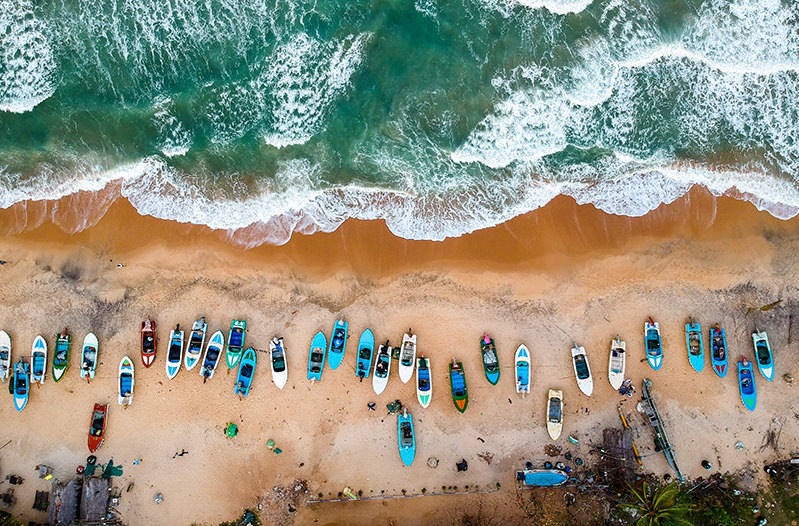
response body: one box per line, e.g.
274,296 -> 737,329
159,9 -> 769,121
398,331 -> 416,384
416,355 -> 432,408
515,344 -> 530,396
0,330 -> 10,383
30,335 -> 47,385
372,341 -> 392,395
270,336 -> 288,390
184,317 -> 207,371
546,389 -> 563,440
607,336 -> 626,390
571,344 -> 593,396
81,332 -> 99,380
200,330 -> 224,381
166,325 -> 184,380
118,355 -> 135,405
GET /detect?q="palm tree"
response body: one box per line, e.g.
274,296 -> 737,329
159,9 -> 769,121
622,481 -> 694,526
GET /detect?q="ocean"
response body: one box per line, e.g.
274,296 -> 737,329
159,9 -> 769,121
1,0 -> 797,246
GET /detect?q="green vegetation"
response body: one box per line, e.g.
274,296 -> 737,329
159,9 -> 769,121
620,482 -> 693,526
0,512 -> 23,526
216,509 -> 261,526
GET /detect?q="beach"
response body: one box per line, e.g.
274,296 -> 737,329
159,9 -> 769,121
1,186 -> 799,525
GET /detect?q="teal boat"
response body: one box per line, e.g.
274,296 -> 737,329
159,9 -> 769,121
327,319 -> 348,370
234,347 -> 257,397
225,319 -> 246,369
52,328 -> 72,382
397,408 -> 416,467
517,469 -> 569,487
710,324 -> 728,377
356,329 -> 374,381
737,356 -> 757,411
685,320 -> 704,373
12,358 -> 29,412
307,331 -> 326,381
480,333 -> 500,385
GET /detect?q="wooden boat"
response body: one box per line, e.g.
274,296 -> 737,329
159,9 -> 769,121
710,324 -> 728,377
752,331 -> 774,381
480,333 -> 500,385
449,358 -> 468,413
686,319 -> 704,373
327,320 -> 348,370
397,407 -> 416,467
372,341 -> 391,395
200,330 -> 224,381
80,332 -> 99,381
184,317 -> 207,371
398,331 -> 417,384
307,331 -> 327,381
165,325 -> 184,380
88,403 -> 108,453
234,347 -> 257,397
607,336 -> 625,390
644,318 -> 663,371
52,328 -> 71,382
571,344 -> 593,396
517,469 -> 569,487
546,389 -> 563,440
118,356 -> 134,406
31,335 -> 47,385
270,336 -> 288,389
515,344 -> 530,396
0,330 -> 9,384
356,329 -> 374,381
12,358 -> 29,412
225,319 -> 246,369
416,355 -> 432,408
737,356 -> 757,411
141,318 -> 157,368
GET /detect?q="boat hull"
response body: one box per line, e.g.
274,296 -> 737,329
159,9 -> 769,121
416,356 -> 432,408
752,331 -> 774,382
81,332 -> 99,380
645,322 -> 663,371
737,359 -> 757,411
449,361 -> 468,413
608,339 -> 626,390
710,326 -> 728,378
307,332 -> 327,381
397,411 -> 416,466
225,320 -> 246,369
571,345 -> 593,397
185,318 -> 207,371
52,333 -> 71,383
546,389 -> 563,440
398,333 -> 417,384
88,403 -> 108,453
31,335 -> 47,384
327,320 -> 348,370
200,330 -> 225,381
141,319 -> 157,368
480,335 -> 500,386
0,330 -> 10,384
356,329 -> 374,380
165,329 -> 183,380
235,348 -> 257,396
118,356 -> 135,405
270,337 -> 288,389
12,360 -> 29,412
515,345 -> 530,395
372,344 -> 391,395
518,469 -> 569,487
685,322 -> 704,373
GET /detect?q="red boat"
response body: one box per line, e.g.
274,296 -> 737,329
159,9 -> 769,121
88,403 -> 108,453
141,318 -> 157,368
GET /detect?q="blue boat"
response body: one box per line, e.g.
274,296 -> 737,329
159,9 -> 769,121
752,331 -> 774,381
234,347 -> 257,397
307,331 -> 327,381
517,469 -> 569,487
356,329 -> 374,381
644,319 -> 662,371
685,320 -> 704,373
327,320 -> 348,370
397,408 -> 416,466
12,358 -> 29,412
737,356 -> 757,411
710,324 -> 728,378
515,344 -> 530,396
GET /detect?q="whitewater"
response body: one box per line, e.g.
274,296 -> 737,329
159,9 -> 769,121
0,0 -> 797,246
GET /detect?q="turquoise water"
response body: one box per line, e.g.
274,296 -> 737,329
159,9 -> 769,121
0,0 -> 798,245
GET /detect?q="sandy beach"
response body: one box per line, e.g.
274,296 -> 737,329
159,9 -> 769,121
1,186 -> 799,525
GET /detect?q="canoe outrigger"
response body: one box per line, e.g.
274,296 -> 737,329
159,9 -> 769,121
480,333 -> 500,385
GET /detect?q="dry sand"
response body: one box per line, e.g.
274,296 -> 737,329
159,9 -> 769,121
0,187 -> 798,525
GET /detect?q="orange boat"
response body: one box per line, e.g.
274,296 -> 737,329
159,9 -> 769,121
88,403 -> 108,453
141,318 -> 156,368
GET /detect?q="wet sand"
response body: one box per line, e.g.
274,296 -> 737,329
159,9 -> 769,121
1,187 -> 798,525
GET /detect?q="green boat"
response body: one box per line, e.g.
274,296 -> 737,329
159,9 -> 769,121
225,319 -> 246,369
52,328 -> 72,383
480,333 -> 500,385
449,358 -> 468,413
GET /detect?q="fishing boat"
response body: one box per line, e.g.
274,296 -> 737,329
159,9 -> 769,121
356,329 -> 374,381
226,319 -> 246,369
307,331 -> 327,381
752,331 -> 774,381
372,341 -> 391,395
416,355 -> 432,408
0,330 -> 9,383
165,325 -> 184,380
118,356 -> 134,406
51,328 -> 71,382
270,336 -> 288,389
88,403 -> 108,453
515,344 -> 530,396
546,389 -> 563,440
141,318 -> 157,368
644,318 -> 663,370
200,330 -> 224,381
737,356 -> 757,411
80,333 -> 99,381
234,347 -> 257,396
685,319 -> 704,373
480,333 -> 500,385
710,324 -> 728,377
184,317 -> 207,371
397,407 -> 416,466
571,344 -> 593,396
607,336 -> 626,390
449,358 -> 468,413
12,358 -> 29,412
327,320 -> 348,370
517,469 -> 569,487
30,335 -> 47,385
398,331 -> 417,384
